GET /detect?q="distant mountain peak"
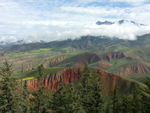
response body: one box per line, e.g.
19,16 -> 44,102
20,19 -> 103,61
118,19 -> 145,26
96,19 -> 145,26
118,19 -> 126,24
96,21 -> 114,25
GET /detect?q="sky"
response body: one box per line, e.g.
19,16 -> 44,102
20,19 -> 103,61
0,0 -> 150,42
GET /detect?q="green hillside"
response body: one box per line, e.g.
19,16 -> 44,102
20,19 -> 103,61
0,34 -> 150,82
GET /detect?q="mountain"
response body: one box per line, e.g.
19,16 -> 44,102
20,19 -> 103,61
0,33 -> 150,82
3,36 -> 124,52
55,50 -> 150,76
96,19 -> 145,26
0,19 -> 146,48
0,40 -> 26,47
96,21 -> 114,25
26,67 -> 146,96
118,19 -> 145,26
0,39 -> 46,48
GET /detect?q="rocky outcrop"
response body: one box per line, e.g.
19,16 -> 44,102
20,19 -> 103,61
125,63 -> 150,75
28,73 -> 60,91
60,52 -> 126,67
59,52 -> 100,67
44,56 -> 67,67
99,52 -> 126,62
28,68 -> 80,91
74,52 -> 100,64
27,68 -> 136,96
99,70 -> 134,96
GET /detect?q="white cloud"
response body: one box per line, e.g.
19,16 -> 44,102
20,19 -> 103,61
60,6 -> 122,16
51,22 -> 150,41
0,0 -> 150,43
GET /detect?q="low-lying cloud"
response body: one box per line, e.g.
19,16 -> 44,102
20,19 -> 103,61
49,21 -> 150,41
1,20 -> 150,43
0,0 -> 150,43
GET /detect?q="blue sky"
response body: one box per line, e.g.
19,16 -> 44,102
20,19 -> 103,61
0,0 -> 150,42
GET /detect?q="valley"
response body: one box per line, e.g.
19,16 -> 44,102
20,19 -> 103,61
0,34 -> 149,83
1,0 -> 150,112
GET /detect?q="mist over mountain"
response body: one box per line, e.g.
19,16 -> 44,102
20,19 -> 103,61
0,39 -> 47,47
0,19 -> 149,45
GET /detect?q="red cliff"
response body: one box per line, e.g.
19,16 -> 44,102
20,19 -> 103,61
28,68 -> 80,91
27,68 -> 136,96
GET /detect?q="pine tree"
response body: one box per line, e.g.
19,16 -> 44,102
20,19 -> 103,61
131,85 -> 142,113
22,80 -> 29,113
51,76 -> 65,113
120,95 -> 132,113
80,65 -> 103,113
0,61 -> 23,113
105,103 -> 112,113
67,84 -> 85,113
112,87 -> 121,113
30,64 -> 49,113
141,94 -> 150,113
141,77 -> 150,113
52,76 -> 71,113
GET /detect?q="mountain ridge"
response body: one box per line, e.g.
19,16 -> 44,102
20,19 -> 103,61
26,67 -> 146,96
96,19 -> 146,26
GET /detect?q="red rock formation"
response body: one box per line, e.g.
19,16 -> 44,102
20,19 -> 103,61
99,52 -> 125,62
99,70 -> 132,96
28,73 -> 60,91
75,52 -> 99,64
72,52 -> 126,67
125,63 -> 150,75
78,52 -> 125,63
62,68 -> 79,85
27,68 -> 80,91
27,68 -> 135,96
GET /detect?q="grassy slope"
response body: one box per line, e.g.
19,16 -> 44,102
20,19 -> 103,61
129,73 -> 150,83
18,67 -> 64,80
0,47 -> 82,74
6,48 -> 52,58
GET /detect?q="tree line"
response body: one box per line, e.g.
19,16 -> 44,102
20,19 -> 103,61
0,61 -> 150,113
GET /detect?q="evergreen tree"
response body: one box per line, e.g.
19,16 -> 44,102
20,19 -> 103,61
80,65 -> 103,113
51,76 -> 65,113
120,95 -> 132,113
105,103 -> 112,113
30,64 -> 49,113
0,61 -> 23,113
52,76 -> 72,113
131,85 -> 142,113
67,84 -> 85,113
141,77 -> 150,113
22,80 -> 29,113
112,87 -> 121,113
